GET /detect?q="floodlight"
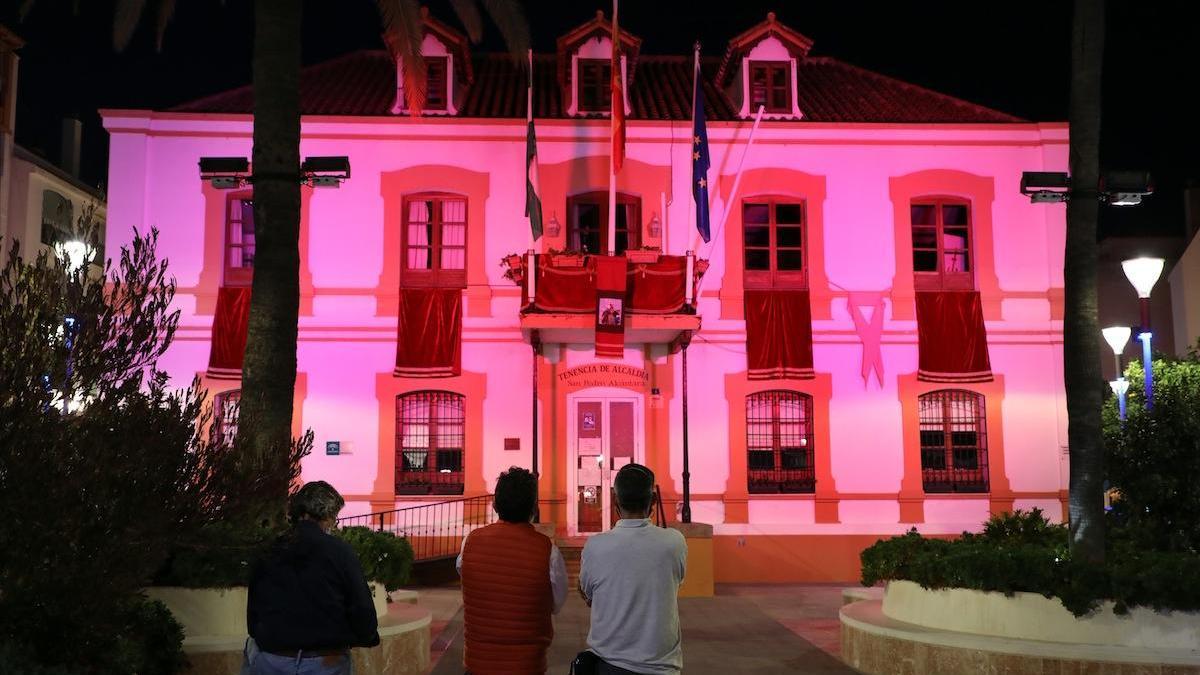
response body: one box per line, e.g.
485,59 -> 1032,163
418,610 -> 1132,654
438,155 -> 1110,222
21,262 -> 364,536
1101,171 -> 1153,206
1020,171 -> 1071,203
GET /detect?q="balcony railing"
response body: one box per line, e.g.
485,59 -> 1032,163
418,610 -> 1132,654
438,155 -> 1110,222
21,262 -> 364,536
504,251 -> 706,315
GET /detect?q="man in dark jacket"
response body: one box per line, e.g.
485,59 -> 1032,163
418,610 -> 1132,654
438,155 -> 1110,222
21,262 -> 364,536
246,481 -> 379,675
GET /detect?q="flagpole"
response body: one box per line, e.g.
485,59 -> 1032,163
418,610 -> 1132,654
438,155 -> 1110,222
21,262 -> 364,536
608,0 -> 620,256
692,103 -> 765,254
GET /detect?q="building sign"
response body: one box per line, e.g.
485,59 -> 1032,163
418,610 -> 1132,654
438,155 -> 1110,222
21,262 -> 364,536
326,441 -> 341,456
557,363 -> 649,390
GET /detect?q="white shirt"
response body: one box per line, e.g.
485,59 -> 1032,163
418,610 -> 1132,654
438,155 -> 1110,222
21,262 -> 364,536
456,529 -> 568,614
580,519 -> 687,674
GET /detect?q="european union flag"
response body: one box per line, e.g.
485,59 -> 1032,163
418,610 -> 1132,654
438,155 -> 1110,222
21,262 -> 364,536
691,56 -> 711,243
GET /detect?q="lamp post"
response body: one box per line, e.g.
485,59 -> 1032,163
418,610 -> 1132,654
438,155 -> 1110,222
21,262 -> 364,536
1101,326 -> 1131,420
1121,257 -> 1165,409
54,239 -> 92,414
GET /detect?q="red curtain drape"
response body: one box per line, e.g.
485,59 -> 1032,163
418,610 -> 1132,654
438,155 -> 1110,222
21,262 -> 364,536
394,288 -> 462,378
745,289 -> 815,380
595,256 -> 628,358
529,254 -> 689,314
207,286 -> 252,379
627,256 -> 687,313
915,290 -> 992,383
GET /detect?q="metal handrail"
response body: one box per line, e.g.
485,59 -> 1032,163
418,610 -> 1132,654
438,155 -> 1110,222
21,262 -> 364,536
337,494 -> 496,562
654,484 -> 667,528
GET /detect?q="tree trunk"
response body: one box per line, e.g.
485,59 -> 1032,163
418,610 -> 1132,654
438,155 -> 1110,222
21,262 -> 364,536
236,0 -> 302,521
1064,0 -> 1106,563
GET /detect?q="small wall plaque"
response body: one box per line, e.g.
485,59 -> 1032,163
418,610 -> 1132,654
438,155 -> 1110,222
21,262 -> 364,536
326,441 -> 341,456
504,437 -> 520,451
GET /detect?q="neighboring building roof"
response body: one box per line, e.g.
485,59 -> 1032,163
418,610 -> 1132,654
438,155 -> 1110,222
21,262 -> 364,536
172,50 -> 1023,124
13,145 -> 106,202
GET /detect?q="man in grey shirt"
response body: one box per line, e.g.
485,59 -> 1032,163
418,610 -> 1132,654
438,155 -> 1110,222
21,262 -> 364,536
579,464 -> 687,675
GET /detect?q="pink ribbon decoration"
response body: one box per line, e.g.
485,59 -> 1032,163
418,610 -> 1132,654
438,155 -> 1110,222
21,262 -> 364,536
848,292 -> 886,388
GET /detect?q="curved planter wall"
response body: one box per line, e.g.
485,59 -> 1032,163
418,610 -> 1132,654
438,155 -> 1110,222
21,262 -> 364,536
883,580 -> 1200,650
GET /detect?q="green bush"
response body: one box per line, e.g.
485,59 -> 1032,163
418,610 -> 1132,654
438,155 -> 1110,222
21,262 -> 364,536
860,509 -> 1200,616
337,527 -> 415,591
1103,348 -> 1200,554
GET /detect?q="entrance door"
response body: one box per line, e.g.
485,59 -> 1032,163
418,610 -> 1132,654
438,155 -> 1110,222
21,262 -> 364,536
568,393 -> 642,536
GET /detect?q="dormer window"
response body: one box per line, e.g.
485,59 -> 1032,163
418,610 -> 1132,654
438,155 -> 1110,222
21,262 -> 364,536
425,56 -> 449,111
749,61 -> 791,114
578,59 -> 611,113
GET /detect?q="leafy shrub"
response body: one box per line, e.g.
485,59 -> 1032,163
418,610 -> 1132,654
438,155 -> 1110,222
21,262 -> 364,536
860,509 -> 1200,616
1103,349 -> 1200,554
337,526 -> 415,591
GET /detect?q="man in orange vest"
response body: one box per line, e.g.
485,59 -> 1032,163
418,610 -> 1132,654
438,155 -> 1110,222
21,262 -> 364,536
458,466 -> 567,674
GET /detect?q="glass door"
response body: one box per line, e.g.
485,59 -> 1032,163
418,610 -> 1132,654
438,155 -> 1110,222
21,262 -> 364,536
569,396 -> 640,535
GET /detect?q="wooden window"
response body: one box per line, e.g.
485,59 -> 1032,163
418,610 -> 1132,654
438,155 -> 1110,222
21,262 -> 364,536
396,391 -> 465,495
919,390 -> 988,493
40,190 -> 74,246
425,56 -> 448,111
224,193 -> 255,287
578,58 -> 612,113
214,389 -> 241,448
742,199 -> 806,289
568,192 -> 640,255
911,199 -> 973,290
746,390 -> 815,494
749,61 -> 791,114
402,194 -> 467,288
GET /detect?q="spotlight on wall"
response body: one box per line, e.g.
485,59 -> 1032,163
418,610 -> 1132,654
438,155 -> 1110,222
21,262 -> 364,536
1101,170 -> 1154,206
199,156 -> 250,190
1020,171 -> 1071,203
301,156 -> 351,187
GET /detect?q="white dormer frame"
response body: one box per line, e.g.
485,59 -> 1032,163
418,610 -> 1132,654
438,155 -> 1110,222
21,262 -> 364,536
739,36 -> 803,120
391,34 -> 457,116
566,36 -> 631,118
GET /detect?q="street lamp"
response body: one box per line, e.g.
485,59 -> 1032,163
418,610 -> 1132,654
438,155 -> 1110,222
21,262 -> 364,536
1108,379 -> 1130,421
55,239 -> 93,274
1102,327 -> 1131,420
1121,257 -> 1165,409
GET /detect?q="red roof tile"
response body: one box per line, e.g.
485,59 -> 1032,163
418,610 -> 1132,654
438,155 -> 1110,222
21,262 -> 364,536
172,50 -> 1023,124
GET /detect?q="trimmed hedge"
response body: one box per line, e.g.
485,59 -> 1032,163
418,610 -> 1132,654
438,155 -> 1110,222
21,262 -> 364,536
336,526 -> 415,592
861,510 -> 1200,617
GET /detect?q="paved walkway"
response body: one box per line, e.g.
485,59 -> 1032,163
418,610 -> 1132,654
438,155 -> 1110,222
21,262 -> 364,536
427,584 -> 856,674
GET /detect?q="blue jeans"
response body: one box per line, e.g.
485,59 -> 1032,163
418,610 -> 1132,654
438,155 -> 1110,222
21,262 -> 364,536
244,641 -> 352,675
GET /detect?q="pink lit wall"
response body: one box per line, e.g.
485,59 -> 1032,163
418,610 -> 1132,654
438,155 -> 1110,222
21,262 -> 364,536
102,110 -> 1069,545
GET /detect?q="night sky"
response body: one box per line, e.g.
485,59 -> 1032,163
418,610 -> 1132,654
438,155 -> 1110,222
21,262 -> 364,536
4,0 -> 1196,238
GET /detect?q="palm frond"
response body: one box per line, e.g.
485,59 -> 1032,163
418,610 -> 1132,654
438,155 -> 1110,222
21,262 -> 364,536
155,0 -> 177,52
447,0 -> 484,43
112,0 -> 149,52
479,0 -> 529,64
377,0 -> 426,115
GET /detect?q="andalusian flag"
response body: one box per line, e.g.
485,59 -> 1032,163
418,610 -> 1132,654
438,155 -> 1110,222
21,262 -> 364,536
525,50 -> 544,240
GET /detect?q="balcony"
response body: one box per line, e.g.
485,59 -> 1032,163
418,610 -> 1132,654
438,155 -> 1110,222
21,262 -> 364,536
504,251 -> 706,345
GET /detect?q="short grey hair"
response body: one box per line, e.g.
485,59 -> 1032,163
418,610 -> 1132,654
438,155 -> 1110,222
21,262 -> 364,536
288,481 -> 345,523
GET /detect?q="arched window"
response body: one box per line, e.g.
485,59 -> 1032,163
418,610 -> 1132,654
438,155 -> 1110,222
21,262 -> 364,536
568,192 -> 640,255
396,391 -> 465,495
746,390 -> 814,493
910,199 -> 973,290
742,198 -> 806,289
402,193 -> 467,287
918,390 -> 988,493
40,190 -> 74,245
224,192 -> 255,286
213,389 -> 241,447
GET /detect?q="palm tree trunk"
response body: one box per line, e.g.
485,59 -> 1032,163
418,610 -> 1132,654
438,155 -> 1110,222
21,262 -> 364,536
236,0 -> 302,520
1064,0 -> 1106,563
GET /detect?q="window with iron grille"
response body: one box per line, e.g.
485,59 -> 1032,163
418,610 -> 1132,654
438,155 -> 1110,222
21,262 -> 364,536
919,389 -> 988,493
396,391 -> 465,495
578,59 -> 612,113
402,194 -> 467,287
746,390 -> 815,494
910,199 -> 973,290
742,199 -> 806,289
425,56 -> 448,111
224,193 -> 255,286
749,61 -> 791,114
214,390 -> 241,448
